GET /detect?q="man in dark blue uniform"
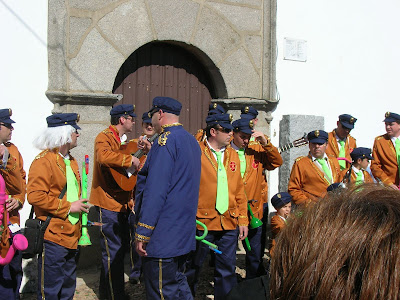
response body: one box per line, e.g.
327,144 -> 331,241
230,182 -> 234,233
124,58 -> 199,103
134,96 -> 201,299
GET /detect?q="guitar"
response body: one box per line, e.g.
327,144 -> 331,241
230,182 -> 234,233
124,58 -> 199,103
110,133 -> 160,191
278,133 -> 308,153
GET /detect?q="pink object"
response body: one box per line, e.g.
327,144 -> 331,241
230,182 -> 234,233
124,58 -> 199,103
0,174 -> 29,265
337,157 -> 352,164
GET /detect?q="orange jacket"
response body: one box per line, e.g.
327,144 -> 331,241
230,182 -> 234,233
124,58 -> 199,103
326,130 -> 357,169
27,150 -> 81,249
371,134 -> 399,186
288,154 -> 343,205
269,214 -> 286,257
240,140 -> 282,220
5,143 -> 26,225
197,141 -> 248,231
194,129 -> 206,142
0,146 -> 22,196
90,126 -> 133,212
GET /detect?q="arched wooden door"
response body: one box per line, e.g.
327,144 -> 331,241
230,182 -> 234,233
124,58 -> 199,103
113,42 -> 218,138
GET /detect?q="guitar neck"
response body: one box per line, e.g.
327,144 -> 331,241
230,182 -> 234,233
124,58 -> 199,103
132,133 -> 159,158
278,142 -> 294,153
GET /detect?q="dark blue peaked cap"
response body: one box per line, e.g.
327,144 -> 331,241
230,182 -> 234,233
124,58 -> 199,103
46,113 -> 81,130
149,96 -> 182,116
240,106 -> 258,119
271,192 -> 292,209
383,112 -> 400,122
232,118 -> 254,134
206,113 -> 234,130
307,130 -> 328,144
0,108 -> 15,124
110,104 -> 136,118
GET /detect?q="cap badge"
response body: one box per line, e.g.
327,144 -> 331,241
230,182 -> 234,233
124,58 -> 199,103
350,117 -> 355,123
229,114 -> 233,122
315,130 -> 320,137
249,120 -> 254,129
8,108 -> 12,117
213,103 -> 217,109
76,114 -> 80,122
385,112 -> 390,117
244,106 -> 249,113
277,193 -> 281,199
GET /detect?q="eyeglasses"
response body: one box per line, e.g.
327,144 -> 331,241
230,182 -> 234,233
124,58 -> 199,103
148,109 -> 160,118
0,123 -> 13,129
74,129 -> 79,134
216,127 -> 232,134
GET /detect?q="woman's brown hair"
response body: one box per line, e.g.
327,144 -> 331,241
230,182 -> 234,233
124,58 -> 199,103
270,184 -> 400,300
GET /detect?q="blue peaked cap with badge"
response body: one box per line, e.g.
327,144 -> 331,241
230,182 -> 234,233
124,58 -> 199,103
110,104 -> 136,118
208,103 -> 225,115
206,113 -> 234,130
0,108 -> 15,124
142,112 -> 152,124
307,130 -> 328,144
339,114 -> 357,129
350,147 -> 374,161
232,118 -> 254,134
149,96 -> 182,116
383,112 -> 400,122
271,192 -> 292,210
240,106 -> 258,119
46,113 -> 81,130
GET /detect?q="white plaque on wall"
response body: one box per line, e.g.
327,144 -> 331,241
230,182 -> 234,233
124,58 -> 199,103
284,38 -> 307,62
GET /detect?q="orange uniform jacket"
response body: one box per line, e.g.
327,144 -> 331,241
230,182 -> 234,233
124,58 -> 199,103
0,145 -> 23,196
27,150 -> 81,249
341,167 -> 374,184
5,143 -> 26,225
194,129 -> 206,142
90,126 -> 133,212
326,130 -> 357,169
242,140 -> 282,220
288,154 -> 343,205
269,214 -> 286,256
371,134 -> 399,186
197,141 -> 248,231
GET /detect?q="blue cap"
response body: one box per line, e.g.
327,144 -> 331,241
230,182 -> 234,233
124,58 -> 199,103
307,130 -> 328,144
339,114 -> 357,129
208,103 -> 225,115
110,104 -> 136,118
46,113 -> 81,130
327,183 -> 344,192
206,113 -> 234,130
149,96 -> 182,116
271,192 -> 292,210
0,108 -> 15,124
232,118 -> 254,134
240,106 -> 258,119
383,112 -> 400,122
142,112 -> 152,124
350,147 -> 373,161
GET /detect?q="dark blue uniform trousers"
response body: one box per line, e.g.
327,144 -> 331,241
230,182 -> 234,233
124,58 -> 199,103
143,254 -> 192,300
242,226 -> 266,279
0,249 -> 22,299
128,211 -> 142,281
186,229 -> 238,300
37,240 -> 78,300
98,207 -> 130,300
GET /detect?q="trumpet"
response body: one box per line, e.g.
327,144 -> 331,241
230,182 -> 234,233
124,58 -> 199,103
196,220 -> 222,254
78,155 -> 91,246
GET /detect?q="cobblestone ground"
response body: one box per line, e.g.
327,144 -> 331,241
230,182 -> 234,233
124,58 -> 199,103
20,245 -> 269,300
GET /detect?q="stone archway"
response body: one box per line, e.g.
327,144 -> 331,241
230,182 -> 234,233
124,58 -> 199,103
113,41 -> 227,138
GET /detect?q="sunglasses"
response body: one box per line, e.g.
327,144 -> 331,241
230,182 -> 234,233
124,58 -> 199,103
0,123 -> 13,129
148,108 -> 160,118
216,127 -> 232,134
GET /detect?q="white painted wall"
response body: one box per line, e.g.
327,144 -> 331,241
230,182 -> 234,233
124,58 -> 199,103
0,0 -> 51,223
269,0 -> 400,200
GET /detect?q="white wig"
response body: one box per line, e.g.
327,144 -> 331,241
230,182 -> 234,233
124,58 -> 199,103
33,125 -> 75,150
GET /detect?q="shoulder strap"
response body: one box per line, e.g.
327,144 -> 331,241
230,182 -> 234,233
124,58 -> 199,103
29,184 -> 67,224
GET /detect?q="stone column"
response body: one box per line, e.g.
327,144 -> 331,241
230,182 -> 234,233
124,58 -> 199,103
278,115 -> 324,192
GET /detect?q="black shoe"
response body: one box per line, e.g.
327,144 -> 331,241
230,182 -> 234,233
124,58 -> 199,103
129,277 -> 140,285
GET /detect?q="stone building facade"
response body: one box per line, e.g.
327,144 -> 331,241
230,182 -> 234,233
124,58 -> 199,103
46,0 -> 278,165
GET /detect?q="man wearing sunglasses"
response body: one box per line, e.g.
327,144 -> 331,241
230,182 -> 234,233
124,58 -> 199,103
231,118 -> 282,279
0,108 -> 26,299
90,104 -> 141,300
186,113 -> 249,299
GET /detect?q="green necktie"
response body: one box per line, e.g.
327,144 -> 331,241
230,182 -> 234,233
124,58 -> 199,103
238,148 -> 246,178
338,140 -> 346,170
316,158 -> 332,182
355,170 -> 363,185
212,150 -> 229,214
64,159 -> 80,225
395,139 -> 400,176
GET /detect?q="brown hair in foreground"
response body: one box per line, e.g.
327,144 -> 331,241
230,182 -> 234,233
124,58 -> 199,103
270,183 -> 400,300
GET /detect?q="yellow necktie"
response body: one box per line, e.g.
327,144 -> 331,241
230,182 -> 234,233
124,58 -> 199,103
316,158 -> 332,182
238,148 -> 246,178
338,140 -> 346,170
212,150 -> 229,214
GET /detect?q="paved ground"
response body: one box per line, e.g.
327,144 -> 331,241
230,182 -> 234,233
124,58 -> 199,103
20,245 -> 268,299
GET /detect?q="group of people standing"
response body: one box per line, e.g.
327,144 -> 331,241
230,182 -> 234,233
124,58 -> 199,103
0,98 -> 399,300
